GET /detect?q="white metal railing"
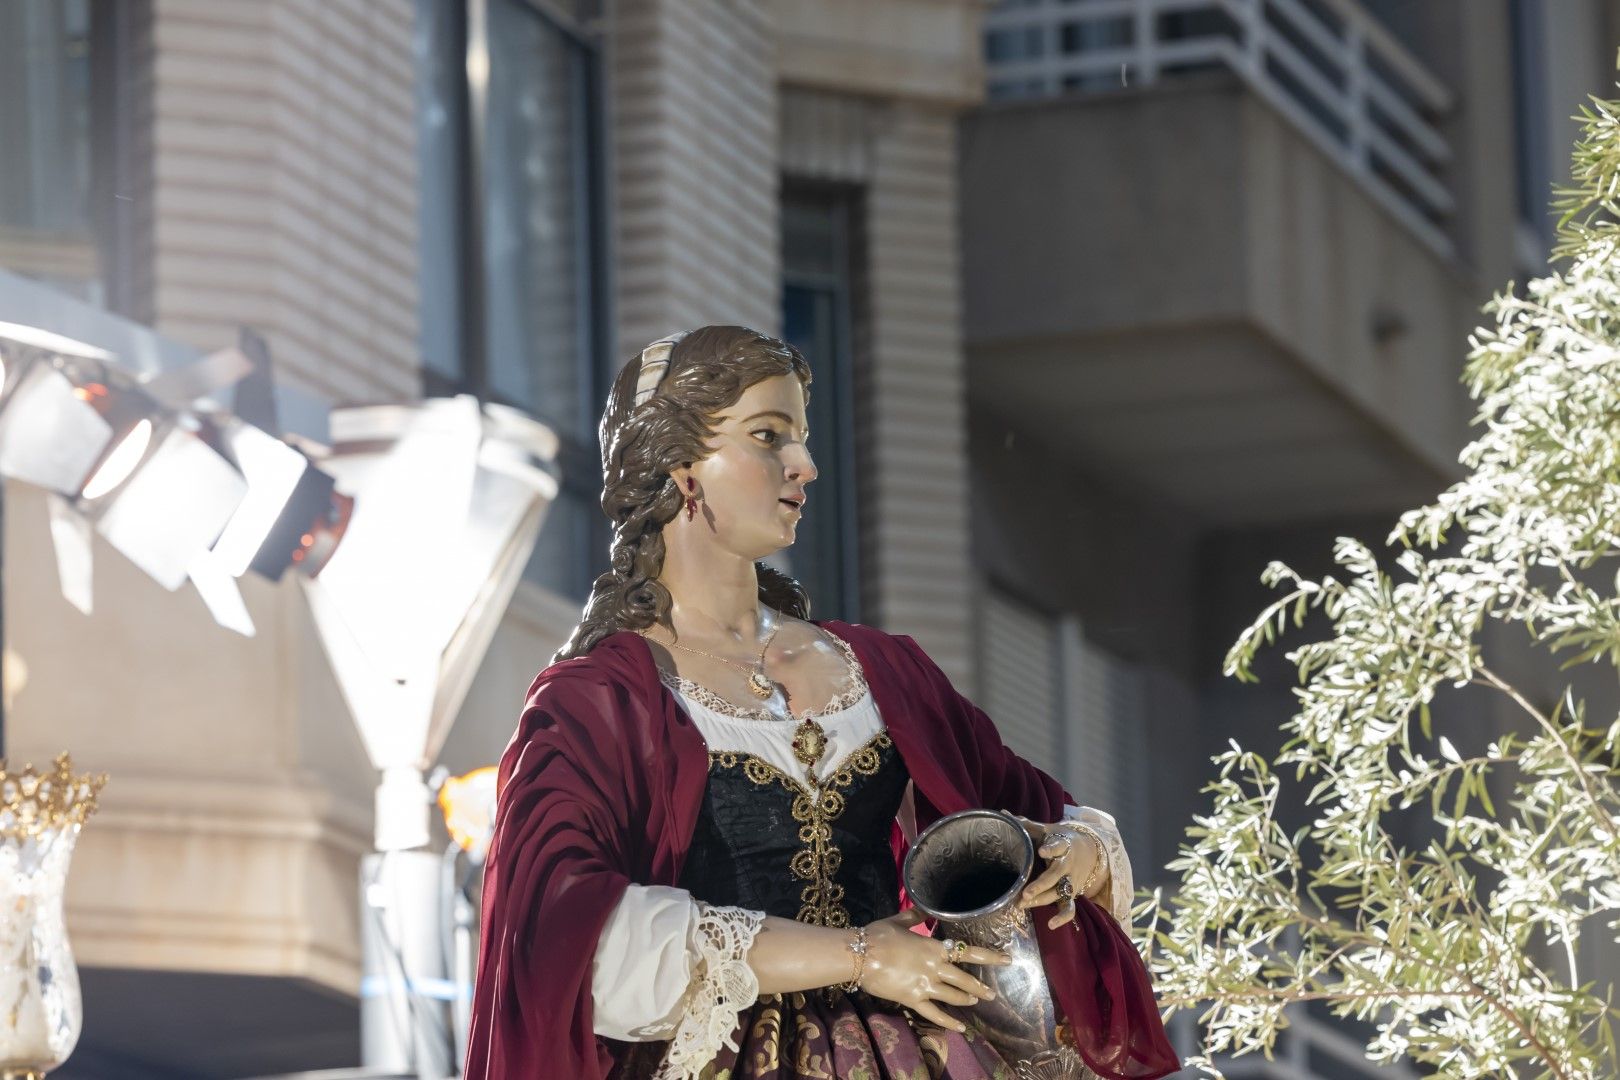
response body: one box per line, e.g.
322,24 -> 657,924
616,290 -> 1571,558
984,0 -> 1455,256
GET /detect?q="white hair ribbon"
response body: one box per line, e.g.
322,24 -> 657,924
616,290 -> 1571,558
632,333 -> 686,408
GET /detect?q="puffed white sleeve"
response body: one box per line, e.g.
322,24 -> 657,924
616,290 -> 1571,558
590,883 -> 767,1076
1062,803 -> 1134,928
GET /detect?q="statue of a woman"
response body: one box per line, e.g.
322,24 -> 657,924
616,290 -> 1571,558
464,325 -> 1179,1079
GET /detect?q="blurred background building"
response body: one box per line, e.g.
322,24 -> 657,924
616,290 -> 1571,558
0,0 -> 1614,1076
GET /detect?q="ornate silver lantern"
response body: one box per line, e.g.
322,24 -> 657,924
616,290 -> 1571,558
902,807 -> 1096,1080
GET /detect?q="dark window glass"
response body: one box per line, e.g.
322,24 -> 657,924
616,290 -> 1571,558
414,0 -> 607,604
1509,0 -> 1551,236
413,0 -> 468,386
0,0 -> 122,304
780,185 -> 862,623
987,77 -> 1048,101
985,25 -> 1043,62
1058,17 -> 1131,53
483,0 -> 595,442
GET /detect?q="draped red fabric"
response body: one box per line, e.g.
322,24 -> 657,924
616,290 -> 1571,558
855,624 -> 1181,1080
463,620 -> 1180,1080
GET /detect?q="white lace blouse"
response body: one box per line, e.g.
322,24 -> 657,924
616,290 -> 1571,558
589,638 -> 1135,1078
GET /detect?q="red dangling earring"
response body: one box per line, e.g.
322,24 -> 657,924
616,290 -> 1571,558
684,477 -> 697,521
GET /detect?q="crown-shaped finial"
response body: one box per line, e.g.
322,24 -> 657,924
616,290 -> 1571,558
0,753 -> 106,838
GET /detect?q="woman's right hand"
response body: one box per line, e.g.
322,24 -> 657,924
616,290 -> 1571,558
857,909 -> 1012,1033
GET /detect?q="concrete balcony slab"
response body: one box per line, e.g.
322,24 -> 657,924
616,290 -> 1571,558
962,75 -> 1475,526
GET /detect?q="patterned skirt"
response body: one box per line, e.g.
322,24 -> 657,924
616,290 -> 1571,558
608,985 -> 1023,1079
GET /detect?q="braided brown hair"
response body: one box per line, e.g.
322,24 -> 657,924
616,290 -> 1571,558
552,325 -> 815,663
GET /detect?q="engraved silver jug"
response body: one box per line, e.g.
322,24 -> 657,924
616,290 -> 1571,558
901,807 -> 1096,1080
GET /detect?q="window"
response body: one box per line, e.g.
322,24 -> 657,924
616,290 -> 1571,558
779,183 -> 862,622
0,0 -> 130,306
1058,17 -> 1131,55
981,583 -> 1151,865
1058,613 -> 1149,864
985,25 -> 1044,63
414,0 -> 608,603
982,586 -> 1063,773
1509,0 -> 1552,269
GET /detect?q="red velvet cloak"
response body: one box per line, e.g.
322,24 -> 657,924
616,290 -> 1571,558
463,619 -> 1180,1080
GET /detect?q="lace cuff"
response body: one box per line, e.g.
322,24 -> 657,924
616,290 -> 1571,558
1097,824 -> 1132,926
1062,805 -> 1134,928
653,902 -> 767,1079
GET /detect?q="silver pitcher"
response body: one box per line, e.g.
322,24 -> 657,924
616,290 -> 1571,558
902,808 -> 1097,1080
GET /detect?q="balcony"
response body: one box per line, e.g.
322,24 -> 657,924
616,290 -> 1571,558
961,0 -> 1472,525
983,0 -> 1454,254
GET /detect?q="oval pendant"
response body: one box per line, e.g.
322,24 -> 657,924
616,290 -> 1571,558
747,670 -> 774,698
792,718 -> 829,769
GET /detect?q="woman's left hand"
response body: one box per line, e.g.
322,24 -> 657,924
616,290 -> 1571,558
1011,815 -> 1109,930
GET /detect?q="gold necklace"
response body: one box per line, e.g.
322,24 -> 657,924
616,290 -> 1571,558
641,615 -> 780,697
638,614 -> 831,774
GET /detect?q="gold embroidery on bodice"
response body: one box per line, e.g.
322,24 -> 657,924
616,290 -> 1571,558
660,628 -> 888,927
708,731 -> 894,927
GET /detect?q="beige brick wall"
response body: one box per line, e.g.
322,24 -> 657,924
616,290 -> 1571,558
862,102 -> 976,689
608,0 -> 781,356
780,84 -> 978,691
25,0 -> 423,995
773,8 -> 985,687
605,0 -> 983,685
146,0 -> 420,405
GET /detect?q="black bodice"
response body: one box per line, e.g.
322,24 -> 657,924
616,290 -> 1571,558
677,731 -> 911,928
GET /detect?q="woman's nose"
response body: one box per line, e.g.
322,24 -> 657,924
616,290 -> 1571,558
788,445 -> 817,482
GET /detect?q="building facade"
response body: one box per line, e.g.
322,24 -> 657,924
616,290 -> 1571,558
962,0 -> 1620,1074
0,0 -> 1613,1076
2,0 -> 986,1075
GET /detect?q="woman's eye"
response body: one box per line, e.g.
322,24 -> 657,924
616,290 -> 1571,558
753,430 -> 780,445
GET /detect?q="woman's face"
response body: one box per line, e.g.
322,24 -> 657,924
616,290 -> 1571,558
683,373 -> 817,558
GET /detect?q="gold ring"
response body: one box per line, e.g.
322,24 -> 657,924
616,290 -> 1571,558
1055,874 -> 1074,900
